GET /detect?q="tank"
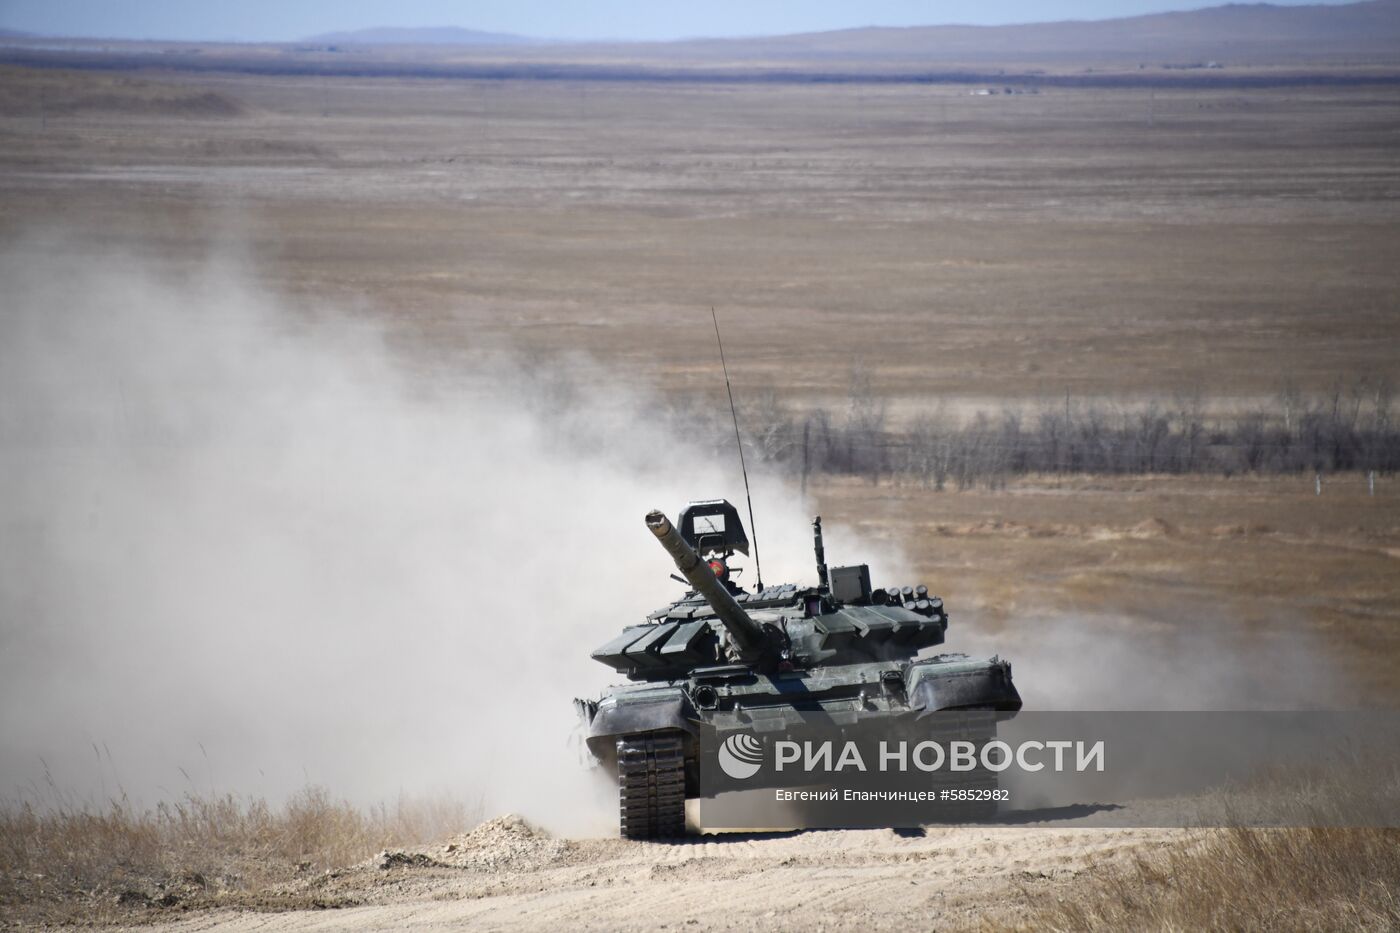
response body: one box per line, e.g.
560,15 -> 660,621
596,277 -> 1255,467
573,499 -> 1022,839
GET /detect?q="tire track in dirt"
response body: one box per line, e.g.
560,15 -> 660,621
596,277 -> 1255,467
121,818 -> 1180,932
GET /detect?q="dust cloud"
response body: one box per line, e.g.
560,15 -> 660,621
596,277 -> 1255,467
0,234 -> 1340,839
954,608 -> 1348,711
0,234 -> 905,834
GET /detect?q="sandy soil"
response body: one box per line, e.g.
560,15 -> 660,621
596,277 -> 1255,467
115,815 -> 1176,932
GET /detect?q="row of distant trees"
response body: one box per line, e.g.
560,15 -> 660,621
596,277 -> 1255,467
671,373 -> 1398,490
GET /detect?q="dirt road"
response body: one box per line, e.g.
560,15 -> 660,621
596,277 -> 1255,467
120,815 -> 1175,932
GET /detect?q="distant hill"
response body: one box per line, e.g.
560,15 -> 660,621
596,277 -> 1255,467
650,0 -> 1400,64
298,2 -> 1400,65
303,26 -> 539,46
0,29 -> 36,39
4,0 -> 1398,76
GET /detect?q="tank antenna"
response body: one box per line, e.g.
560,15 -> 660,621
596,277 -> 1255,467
711,307 -> 763,592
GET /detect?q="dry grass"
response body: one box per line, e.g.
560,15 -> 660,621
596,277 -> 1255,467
1022,759 -> 1400,931
0,66 -> 245,119
811,473 -> 1400,706
1026,826 -> 1400,931
1,67 -> 1396,402
0,786 -> 481,924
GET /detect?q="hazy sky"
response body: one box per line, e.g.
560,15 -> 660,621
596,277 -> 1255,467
0,0 -> 1367,43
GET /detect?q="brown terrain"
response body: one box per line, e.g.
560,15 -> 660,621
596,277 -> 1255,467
107,816 -> 1181,931
1,13 -> 1399,927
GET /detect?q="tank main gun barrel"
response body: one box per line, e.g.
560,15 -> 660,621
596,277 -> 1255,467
645,510 -> 767,658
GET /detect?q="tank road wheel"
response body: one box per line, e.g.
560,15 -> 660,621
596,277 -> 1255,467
616,732 -> 686,840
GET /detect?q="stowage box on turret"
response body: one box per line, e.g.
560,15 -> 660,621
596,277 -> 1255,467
573,499 -> 1022,839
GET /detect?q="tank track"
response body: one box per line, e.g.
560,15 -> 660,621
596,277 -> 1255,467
617,732 -> 686,839
930,711 -> 1000,822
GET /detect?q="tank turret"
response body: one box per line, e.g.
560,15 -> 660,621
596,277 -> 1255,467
644,509 -> 768,661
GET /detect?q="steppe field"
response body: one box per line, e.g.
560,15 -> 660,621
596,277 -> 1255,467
2,60 -> 1399,929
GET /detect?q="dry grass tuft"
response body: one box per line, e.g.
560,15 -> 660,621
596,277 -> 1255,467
1028,757 -> 1400,931
1030,825 -> 1400,931
0,786 -> 480,924
0,66 -> 246,118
